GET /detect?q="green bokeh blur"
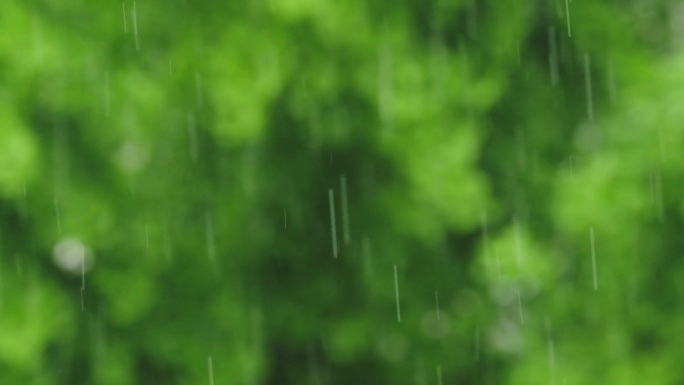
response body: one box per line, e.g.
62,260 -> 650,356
1,0 -> 682,384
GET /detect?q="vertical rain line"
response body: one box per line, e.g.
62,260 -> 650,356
607,59 -> 616,105
514,217 -> 523,267
435,291 -> 440,320
584,54 -> 594,122
105,72 -> 111,117
122,3 -> 127,33
517,289 -> 524,324
565,0 -> 571,37
132,1 -> 139,50
393,264 -> 401,322
548,338 -> 556,385
340,175 -> 350,245
208,356 -> 214,385
206,213 -> 216,261
328,189 -> 338,258
81,245 -> 85,312
378,40 -> 392,136
590,227 -> 598,290
81,245 -> 86,290
436,365 -> 443,385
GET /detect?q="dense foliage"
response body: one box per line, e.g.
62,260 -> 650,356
0,0 -> 681,384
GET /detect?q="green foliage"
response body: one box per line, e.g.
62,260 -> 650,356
0,0 -> 681,384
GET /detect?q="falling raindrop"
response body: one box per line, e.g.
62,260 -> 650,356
122,3 -> 127,33
340,175 -> 350,245
206,212 -> 216,262
328,189 -> 338,258
435,291 -> 440,320
81,252 -> 85,290
394,264 -> 401,322
517,288 -> 525,324
607,59 -> 616,105
132,1 -> 139,50
465,0 -> 478,38
565,0 -> 572,37
80,244 -> 86,311
590,227 -> 598,290
377,37 -> 393,137
584,54 -> 594,122
208,356 -> 214,385
283,208 -> 287,229
514,217 -> 523,267
436,365 -> 443,385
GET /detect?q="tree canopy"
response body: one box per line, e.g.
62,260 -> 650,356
0,0 -> 682,384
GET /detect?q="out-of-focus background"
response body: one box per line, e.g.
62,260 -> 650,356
1,0 -> 684,384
